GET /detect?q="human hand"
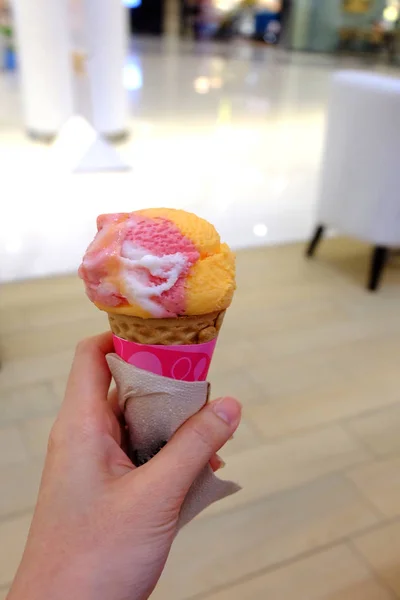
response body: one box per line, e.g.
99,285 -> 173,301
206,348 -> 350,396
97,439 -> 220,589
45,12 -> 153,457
7,333 -> 241,600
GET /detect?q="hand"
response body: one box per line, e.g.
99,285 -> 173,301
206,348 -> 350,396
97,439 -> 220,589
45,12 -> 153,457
7,333 -> 241,600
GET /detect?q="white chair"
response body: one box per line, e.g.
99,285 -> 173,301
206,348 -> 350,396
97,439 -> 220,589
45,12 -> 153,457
306,70 -> 400,291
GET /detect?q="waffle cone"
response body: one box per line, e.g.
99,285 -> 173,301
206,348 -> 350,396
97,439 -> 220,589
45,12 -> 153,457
108,311 -> 225,345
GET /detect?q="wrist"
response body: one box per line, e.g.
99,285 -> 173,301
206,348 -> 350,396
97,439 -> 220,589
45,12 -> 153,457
7,552 -> 97,600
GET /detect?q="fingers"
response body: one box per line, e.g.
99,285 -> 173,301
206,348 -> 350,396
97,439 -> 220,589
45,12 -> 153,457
148,397 -> 241,499
107,387 -> 128,448
209,454 -> 225,472
109,385 -> 223,471
108,387 -> 122,419
62,332 -> 114,415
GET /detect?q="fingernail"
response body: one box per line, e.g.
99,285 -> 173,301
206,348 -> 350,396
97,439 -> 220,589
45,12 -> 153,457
216,455 -> 226,469
212,397 -> 241,425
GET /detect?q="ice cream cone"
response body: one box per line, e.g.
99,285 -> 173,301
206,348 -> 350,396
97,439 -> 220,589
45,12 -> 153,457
107,311 -> 225,345
80,208 -> 240,523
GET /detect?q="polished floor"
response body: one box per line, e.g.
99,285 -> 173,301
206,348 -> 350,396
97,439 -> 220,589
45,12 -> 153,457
2,239 -> 400,598
0,39 -> 399,282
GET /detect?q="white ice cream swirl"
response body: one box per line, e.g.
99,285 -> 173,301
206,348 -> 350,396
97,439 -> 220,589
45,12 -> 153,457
120,240 -> 188,317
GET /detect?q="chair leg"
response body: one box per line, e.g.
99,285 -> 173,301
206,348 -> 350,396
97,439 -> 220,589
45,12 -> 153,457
368,246 -> 388,291
306,225 -> 325,257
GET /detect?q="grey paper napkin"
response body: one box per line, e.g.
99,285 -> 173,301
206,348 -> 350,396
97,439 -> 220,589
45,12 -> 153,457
107,353 -> 240,527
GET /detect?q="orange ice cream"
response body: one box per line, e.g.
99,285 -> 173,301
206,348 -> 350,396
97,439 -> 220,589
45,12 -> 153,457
79,208 -> 236,318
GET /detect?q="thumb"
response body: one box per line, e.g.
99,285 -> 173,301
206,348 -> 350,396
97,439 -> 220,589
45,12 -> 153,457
147,397 -> 241,500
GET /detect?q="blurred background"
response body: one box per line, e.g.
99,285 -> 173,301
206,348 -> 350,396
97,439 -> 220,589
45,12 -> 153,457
2,0 -> 400,598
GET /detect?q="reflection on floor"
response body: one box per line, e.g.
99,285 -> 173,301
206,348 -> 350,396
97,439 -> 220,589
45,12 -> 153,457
1,40 -> 399,282
2,238 -> 400,598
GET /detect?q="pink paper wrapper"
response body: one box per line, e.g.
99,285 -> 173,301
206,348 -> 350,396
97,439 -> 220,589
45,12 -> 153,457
112,334 -> 217,382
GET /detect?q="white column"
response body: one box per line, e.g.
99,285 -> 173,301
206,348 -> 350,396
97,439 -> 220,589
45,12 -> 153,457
12,0 -> 74,139
82,0 -> 129,139
289,0 -> 313,51
164,0 -> 180,38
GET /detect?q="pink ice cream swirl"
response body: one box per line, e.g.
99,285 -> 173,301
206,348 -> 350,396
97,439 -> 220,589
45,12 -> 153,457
79,213 -> 200,317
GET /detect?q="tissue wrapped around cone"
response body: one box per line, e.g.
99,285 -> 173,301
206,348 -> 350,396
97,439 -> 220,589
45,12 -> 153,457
108,310 -> 225,345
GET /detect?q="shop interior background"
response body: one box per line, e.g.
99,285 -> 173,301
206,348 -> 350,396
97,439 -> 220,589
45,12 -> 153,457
2,1 -> 400,599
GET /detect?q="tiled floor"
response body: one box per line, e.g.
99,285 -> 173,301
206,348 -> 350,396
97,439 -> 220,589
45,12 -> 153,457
2,237 -> 400,598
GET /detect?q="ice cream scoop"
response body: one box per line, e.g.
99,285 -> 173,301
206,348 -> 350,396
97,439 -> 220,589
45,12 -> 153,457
79,208 -> 235,319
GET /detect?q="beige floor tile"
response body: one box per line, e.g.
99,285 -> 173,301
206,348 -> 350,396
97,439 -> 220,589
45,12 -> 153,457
51,377 -> 68,405
229,288 -> 344,338
0,275 -> 81,310
312,239 -> 400,290
248,374 -> 400,440
0,513 -> 32,586
0,349 -> 74,391
0,306 -> 28,336
0,382 -> 56,423
0,297 -> 97,337
202,545 -> 393,600
249,336 -> 400,402
204,424 -> 371,519
353,521 -> 400,596
152,475 -> 378,600
248,351 -> 342,401
209,367 -> 265,406
220,419 -> 262,458
256,315 -> 400,364
218,295 -> 341,345
25,297 -> 103,330
221,287 -> 323,342
0,427 -> 27,467
238,270 -> 343,310
329,336 -> 400,381
0,460 -> 43,519
1,317 -> 103,361
348,457 -> 400,518
20,416 -> 55,459
346,403 -> 400,458
209,334 -> 262,372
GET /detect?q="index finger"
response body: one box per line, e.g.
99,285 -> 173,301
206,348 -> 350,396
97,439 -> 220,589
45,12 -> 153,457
62,332 -> 114,414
